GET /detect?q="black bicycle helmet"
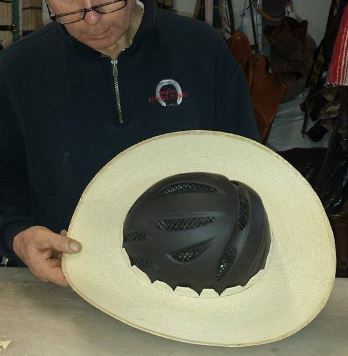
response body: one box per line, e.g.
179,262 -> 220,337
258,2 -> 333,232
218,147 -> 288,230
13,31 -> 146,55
123,173 -> 271,295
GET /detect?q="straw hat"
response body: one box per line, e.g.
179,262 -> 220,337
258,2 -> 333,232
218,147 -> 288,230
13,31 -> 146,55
62,131 -> 336,347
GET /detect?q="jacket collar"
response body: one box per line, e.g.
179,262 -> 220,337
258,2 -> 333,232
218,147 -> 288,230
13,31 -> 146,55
56,0 -> 157,58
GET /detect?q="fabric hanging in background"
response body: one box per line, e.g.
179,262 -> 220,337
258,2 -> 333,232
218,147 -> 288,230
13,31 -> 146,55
307,0 -> 347,89
302,0 -> 348,142
264,16 -> 316,102
322,1 -> 348,278
295,0 -> 348,277
326,4 -> 348,86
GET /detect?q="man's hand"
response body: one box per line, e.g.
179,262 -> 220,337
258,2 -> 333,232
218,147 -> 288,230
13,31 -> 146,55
13,226 -> 82,287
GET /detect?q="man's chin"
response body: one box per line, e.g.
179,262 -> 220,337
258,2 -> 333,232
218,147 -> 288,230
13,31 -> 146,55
84,37 -> 113,51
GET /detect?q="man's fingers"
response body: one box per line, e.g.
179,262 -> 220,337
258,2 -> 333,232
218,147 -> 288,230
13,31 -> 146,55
13,226 -> 78,288
29,255 -> 69,287
37,231 -> 82,254
46,258 -> 70,287
60,229 -> 68,236
51,251 -> 63,259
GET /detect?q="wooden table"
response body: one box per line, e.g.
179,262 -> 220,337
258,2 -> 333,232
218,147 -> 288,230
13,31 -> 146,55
0,268 -> 347,355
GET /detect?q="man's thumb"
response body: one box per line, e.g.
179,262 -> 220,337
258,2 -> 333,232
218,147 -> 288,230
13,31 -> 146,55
49,234 -> 82,254
67,238 -> 82,253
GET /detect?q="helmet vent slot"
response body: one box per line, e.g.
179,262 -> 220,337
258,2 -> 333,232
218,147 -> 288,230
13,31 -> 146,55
124,232 -> 146,242
130,257 -> 156,270
172,239 -> 213,262
238,194 -> 249,230
216,247 -> 237,280
157,217 -> 216,231
160,183 -> 217,195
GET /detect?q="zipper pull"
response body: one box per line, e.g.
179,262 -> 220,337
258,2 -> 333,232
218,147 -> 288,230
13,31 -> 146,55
111,58 -> 118,76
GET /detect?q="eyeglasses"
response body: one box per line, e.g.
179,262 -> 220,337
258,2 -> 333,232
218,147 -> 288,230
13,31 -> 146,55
45,0 -> 127,25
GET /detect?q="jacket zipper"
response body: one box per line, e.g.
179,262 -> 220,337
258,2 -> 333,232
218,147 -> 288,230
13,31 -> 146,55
111,59 -> 124,124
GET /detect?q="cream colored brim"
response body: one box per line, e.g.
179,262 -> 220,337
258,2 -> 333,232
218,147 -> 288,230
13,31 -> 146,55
63,131 -> 336,347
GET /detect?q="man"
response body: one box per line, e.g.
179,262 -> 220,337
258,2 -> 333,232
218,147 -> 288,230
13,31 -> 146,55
0,0 -> 259,286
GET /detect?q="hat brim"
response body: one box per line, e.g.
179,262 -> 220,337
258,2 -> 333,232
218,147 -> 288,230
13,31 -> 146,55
62,131 -> 336,347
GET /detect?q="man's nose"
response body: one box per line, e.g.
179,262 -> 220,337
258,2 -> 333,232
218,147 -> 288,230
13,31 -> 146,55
83,7 -> 103,25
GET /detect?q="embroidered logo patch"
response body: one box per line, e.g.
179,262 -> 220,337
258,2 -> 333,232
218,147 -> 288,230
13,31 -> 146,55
149,79 -> 189,107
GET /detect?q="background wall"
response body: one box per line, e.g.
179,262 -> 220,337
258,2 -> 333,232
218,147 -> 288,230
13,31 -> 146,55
292,0 -> 332,44
174,0 -> 197,16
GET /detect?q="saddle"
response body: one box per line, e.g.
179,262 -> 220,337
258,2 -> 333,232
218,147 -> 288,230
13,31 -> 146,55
229,31 -> 287,144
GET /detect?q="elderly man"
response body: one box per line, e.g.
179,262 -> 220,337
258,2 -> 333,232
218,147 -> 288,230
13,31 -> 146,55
0,0 -> 258,286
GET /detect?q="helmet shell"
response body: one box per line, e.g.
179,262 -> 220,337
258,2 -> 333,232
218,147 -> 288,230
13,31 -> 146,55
123,173 -> 270,294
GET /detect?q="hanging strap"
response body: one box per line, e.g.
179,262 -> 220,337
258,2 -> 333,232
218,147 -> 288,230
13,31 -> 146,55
249,0 -> 259,53
226,0 -> 235,33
